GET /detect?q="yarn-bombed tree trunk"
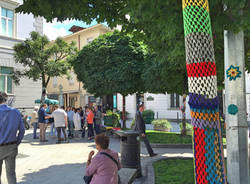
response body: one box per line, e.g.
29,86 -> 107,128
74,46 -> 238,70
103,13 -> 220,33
182,0 -> 227,183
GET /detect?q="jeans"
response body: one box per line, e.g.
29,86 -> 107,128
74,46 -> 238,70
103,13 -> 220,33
50,123 -> 57,137
33,122 -> 38,139
94,123 -> 101,135
56,127 -> 67,142
0,144 -> 17,184
68,120 -> 74,137
87,124 -> 94,138
81,127 -> 86,138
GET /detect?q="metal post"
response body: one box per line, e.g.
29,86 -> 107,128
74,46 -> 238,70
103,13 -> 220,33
224,30 -> 249,183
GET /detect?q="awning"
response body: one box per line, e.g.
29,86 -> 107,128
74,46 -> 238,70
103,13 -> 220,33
34,98 -> 59,105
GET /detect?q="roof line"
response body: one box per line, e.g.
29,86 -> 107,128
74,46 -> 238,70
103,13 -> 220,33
60,24 -> 111,40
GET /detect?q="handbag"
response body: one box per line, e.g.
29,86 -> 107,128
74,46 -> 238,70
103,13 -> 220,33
83,175 -> 93,184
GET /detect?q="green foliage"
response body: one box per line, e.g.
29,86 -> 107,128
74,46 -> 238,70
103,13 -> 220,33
180,122 -> 193,131
13,31 -> 77,90
117,110 -> 129,120
154,159 -> 194,184
104,110 -> 121,127
71,31 -> 147,97
142,109 -> 155,124
146,130 -> 192,144
151,120 -> 172,129
16,1 -> 250,93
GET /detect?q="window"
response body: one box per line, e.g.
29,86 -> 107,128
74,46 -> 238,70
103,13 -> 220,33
1,8 -> 13,37
0,67 -> 13,94
170,93 -> 180,108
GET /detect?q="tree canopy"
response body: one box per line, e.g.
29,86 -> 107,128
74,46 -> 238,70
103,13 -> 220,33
71,31 -> 147,97
16,0 -> 250,94
13,31 -> 77,92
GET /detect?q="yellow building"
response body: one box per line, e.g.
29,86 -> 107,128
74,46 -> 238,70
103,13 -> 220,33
46,24 -> 111,108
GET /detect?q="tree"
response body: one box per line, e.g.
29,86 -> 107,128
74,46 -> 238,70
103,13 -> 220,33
15,0 -> 249,134
71,31 -> 147,128
13,31 -> 77,103
16,1 -> 250,68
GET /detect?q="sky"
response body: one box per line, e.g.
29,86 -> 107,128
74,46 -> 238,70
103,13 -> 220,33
44,19 -> 101,40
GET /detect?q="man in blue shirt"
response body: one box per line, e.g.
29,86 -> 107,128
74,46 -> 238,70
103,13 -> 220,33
0,92 -> 25,184
67,107 -> 75,138
38,103 -> 50,142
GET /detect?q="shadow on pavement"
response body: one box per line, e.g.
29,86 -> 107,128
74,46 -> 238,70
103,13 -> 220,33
19,163 -> 86,184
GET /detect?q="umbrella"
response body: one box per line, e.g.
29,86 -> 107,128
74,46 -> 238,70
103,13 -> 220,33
34,98 -> 59,105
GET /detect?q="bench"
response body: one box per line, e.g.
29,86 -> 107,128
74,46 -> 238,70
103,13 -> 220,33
118,168 -> 137,184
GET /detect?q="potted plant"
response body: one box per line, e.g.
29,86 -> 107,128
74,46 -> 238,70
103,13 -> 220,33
180,123 -> 193,135
104,110 -> 121,127
152,119 -> 172,132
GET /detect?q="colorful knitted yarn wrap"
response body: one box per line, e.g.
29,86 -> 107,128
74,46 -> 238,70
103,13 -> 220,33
182,0 -> 227,183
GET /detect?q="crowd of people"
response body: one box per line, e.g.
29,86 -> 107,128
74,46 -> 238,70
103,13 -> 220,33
0,91 -> 157,184
31,104 -> 104,144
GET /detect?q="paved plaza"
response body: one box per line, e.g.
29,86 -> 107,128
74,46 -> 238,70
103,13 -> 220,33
1,129 -> 193,184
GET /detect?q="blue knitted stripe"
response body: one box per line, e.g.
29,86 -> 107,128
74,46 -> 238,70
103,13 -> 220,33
189,93 -> 218,110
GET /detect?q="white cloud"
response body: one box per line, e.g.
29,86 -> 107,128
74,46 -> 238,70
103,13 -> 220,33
43,19 -> 72,40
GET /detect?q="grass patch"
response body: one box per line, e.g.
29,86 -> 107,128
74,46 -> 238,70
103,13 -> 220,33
154,158 -> 194,184
146,130 -> 227,145
146,130 -> 192,144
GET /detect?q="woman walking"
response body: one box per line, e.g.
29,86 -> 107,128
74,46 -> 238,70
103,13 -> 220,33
86,107 -> 94,140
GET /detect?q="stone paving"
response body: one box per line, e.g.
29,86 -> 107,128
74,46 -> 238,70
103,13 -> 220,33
1,129 -> 193,184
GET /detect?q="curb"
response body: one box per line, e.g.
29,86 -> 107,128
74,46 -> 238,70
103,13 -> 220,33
151,143 -> 192,149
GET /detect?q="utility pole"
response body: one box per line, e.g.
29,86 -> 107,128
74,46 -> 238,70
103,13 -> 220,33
224,30 -> 249,183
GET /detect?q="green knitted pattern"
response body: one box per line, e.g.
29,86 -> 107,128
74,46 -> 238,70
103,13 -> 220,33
183,6 -> 212,36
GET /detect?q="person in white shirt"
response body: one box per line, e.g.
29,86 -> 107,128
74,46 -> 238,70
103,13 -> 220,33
73,108 -> 82,138
51,105 -> 68,143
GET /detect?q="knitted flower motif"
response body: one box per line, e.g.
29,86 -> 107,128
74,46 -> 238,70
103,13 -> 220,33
228,104 -> 238,115
226,65 -> 241,81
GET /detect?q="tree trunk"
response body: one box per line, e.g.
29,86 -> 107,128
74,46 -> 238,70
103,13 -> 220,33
41,75 -> 47,105
181,94 -> 187,136
182,0 -> 227,183
122,95 -> 126,129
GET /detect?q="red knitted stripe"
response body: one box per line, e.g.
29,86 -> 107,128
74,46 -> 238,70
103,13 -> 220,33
194,127 -> 208,184
186,61 -> 216,77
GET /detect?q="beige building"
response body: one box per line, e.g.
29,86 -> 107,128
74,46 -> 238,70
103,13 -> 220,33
46,24 -> 111,108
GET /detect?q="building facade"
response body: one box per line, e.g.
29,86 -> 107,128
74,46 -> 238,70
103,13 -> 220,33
117,93 -> 191,120
46,24 -> 111,108
0,0 -> 43,109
